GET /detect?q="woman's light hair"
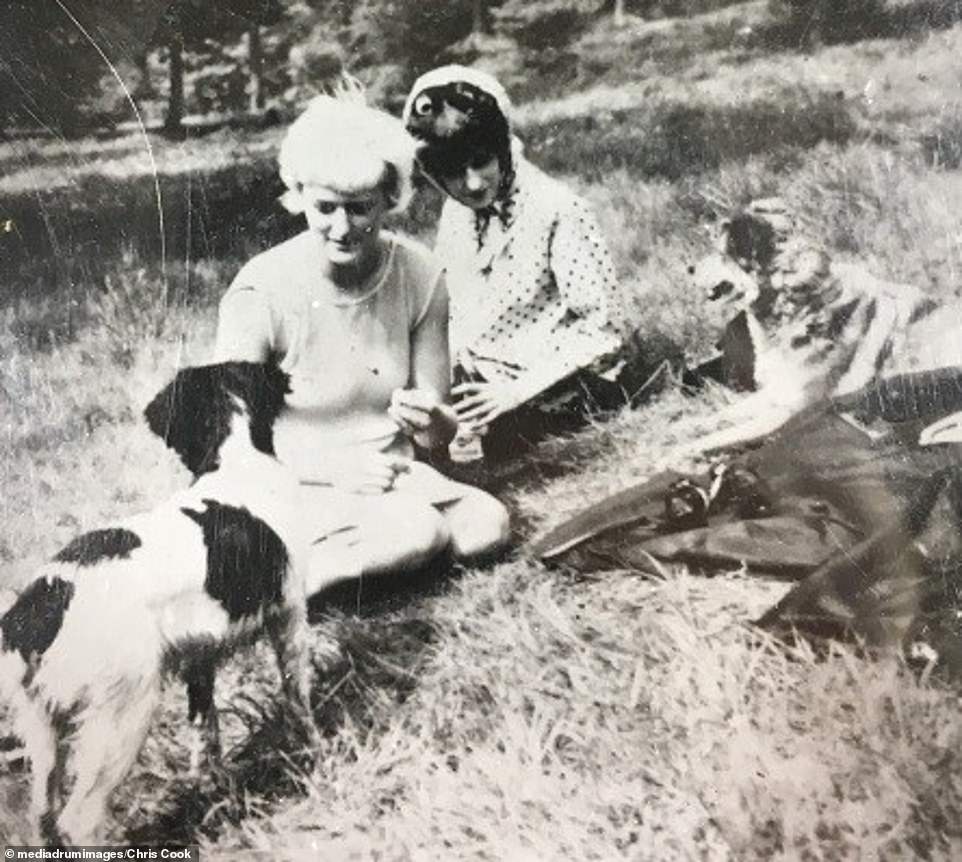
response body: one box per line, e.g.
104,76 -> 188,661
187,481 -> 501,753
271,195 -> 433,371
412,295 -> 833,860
278,94 -> 416,215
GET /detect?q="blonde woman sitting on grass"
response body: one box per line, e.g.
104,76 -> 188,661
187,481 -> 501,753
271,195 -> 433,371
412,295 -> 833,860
214,95 -> 510,596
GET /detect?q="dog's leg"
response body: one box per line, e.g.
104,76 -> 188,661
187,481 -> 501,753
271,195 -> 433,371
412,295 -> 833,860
266,605 -> 321,754
19,697 -> 58,844
0,653 -> 59,843
184,662 -> 221,778
57,677 -> 160,845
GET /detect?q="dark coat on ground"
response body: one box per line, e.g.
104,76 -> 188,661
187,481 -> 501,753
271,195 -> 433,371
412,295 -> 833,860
532,367 -> 962,662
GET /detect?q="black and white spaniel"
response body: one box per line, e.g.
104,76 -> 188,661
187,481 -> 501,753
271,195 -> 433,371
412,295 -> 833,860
0,361 -> 318,845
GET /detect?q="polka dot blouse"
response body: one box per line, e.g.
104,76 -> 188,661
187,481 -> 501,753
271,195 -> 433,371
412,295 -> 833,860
434,156 -> 625,395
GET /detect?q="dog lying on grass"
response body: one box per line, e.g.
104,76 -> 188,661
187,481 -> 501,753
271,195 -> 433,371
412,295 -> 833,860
685,197 -> 962,456
0,361 -> 318,845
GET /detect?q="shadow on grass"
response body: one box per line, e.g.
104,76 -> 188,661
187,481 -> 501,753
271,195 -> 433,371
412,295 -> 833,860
308,553 -> 460,621
0,158 -> 299,302
0,158 -> 442,317
124,615 -> 438,846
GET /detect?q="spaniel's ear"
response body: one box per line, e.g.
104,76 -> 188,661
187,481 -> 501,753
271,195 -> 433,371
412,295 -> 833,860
144,375 -> 178,443
144,366 -> 225,475
144,368 -> 203,464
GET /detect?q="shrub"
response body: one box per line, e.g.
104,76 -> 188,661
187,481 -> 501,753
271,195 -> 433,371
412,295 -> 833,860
191,61 -> 249,116
285,33 -> 347,106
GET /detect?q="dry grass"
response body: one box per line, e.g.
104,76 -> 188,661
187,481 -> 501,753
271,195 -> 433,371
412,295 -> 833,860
3,3 -> 962,858
203,562 -> 962,860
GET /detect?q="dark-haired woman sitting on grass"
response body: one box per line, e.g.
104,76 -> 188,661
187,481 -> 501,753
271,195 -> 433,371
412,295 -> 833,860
214,95 -> 510,596
403,65 -> 650,464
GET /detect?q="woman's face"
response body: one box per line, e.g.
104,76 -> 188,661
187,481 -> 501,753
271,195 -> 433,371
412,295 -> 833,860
439,153 -> 502,211
299,184 -> 388,271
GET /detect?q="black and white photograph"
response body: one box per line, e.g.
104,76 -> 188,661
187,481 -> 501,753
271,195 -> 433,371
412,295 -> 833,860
2,0 -> 962,856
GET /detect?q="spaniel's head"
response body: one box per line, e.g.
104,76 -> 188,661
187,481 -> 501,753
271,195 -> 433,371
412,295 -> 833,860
145,361 -> 290,477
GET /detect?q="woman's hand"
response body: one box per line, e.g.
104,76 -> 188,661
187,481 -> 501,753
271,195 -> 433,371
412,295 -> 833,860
308,452 -> 411,495
451,379 -> 526,432
389,387 -> 458,450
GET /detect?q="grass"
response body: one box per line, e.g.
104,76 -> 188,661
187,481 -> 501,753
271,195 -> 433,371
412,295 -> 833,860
237,562 -> 960,860
3,2 -> 962,857
523,89 -> 858,183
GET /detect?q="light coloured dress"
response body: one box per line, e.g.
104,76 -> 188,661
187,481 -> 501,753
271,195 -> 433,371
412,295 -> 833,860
214,229 -> 466,538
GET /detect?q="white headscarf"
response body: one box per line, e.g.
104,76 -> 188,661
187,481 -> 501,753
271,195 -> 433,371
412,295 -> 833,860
401,64 -> 513,132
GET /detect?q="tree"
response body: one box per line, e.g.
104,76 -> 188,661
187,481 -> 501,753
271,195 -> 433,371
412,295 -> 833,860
0,1 -> 126,134
154,0 -> 286,132
233,0 -> 286,113
133,49 -> 157,100
247,24 -> 265,112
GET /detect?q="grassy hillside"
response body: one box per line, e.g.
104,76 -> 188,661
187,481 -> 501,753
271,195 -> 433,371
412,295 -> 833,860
3,2 -> 962,857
